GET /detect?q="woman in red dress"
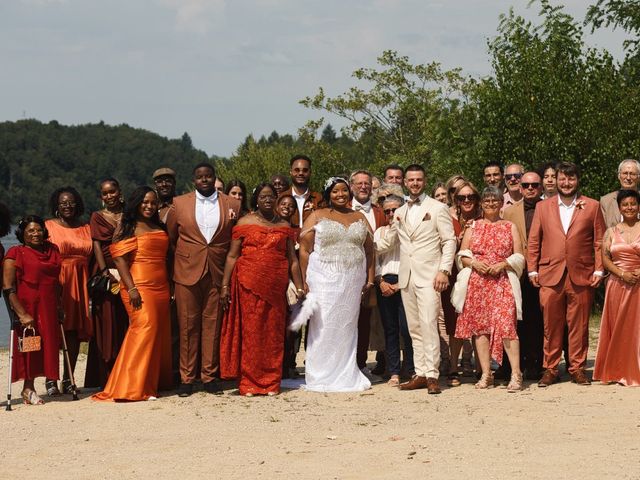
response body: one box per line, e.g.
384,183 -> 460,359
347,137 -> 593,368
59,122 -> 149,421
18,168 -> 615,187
45,187 -> 92,395
455,186 -> 524,392
220,183 -> 304,396
85,178 -> 129,389
93,186 -> 172,401
2,216 -> 62,405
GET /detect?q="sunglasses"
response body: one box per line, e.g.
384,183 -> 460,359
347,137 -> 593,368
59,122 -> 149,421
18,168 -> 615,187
384,207 -> 397,215
521,182 -> 541,189
505,173 -> 523,181
455,194 -> 479,203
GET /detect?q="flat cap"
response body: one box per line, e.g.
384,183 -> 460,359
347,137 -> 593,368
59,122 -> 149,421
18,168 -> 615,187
153,167 -> 176,179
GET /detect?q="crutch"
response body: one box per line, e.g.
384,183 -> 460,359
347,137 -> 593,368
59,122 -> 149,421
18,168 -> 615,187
59,322 -> 79,401
2,289 -> 17,411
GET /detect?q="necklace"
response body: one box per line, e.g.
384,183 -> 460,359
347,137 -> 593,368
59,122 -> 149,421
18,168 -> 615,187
256,211 -> 278,224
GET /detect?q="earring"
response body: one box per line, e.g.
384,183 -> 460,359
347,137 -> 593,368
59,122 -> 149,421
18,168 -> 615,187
119,196 -> 124,204
101,200 -> 105,208
55,210 -> 61,218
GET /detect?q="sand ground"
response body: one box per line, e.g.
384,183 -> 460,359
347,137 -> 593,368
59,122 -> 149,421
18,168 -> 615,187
1,335 -> 639,480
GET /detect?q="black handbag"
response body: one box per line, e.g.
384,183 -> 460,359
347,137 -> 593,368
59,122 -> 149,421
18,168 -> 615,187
87,271 -> 111,297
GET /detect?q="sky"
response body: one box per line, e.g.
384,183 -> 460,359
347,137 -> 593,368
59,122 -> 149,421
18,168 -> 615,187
0,0 -> 630,157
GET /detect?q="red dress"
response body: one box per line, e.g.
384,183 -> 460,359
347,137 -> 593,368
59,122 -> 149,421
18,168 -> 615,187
220,225 -> 294,395
455,221 -> 517,364
4,244 -> 61,382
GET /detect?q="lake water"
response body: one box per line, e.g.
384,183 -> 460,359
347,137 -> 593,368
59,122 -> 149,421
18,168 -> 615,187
1,227 -> 20,347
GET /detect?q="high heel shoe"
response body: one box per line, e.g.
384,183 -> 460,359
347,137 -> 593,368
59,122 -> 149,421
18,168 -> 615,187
474,371 -> 494,389
507,372 -> 523,392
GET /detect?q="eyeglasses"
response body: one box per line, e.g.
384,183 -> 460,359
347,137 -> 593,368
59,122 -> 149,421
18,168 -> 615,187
58,202 -> 77,208
384,208 -> 397,215
620,172 -> 639,178
455,194 -> 479,203
521,182 -> 541,189
505,173 -> 523,181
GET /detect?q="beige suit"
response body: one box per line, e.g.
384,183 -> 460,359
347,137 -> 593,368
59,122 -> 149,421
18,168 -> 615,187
599,190 -> 620,229
503,201 -> 527,257
376,195 -> 456,378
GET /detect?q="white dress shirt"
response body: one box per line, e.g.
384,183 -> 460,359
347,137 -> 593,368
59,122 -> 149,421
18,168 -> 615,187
374,226 -> 400,276
406,193 -> 426,228
195,190 -> 220,243
558,195 -> 577,234
352,198 -> 376,230
292,188 -> 309,227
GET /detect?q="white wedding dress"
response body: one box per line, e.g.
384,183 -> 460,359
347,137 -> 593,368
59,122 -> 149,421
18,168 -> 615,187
295,218 -> 371,392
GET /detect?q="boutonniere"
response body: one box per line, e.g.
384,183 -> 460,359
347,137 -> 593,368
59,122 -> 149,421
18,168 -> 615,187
422,212 -> 431,221
576,200 -> 586,210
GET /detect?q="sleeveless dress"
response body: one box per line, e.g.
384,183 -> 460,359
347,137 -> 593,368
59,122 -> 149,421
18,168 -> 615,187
593,227 -> 640,386
455,221 -> 517,365
93,231 -> 172,401
219,224 -> 295,395
298,218 -> 371,392
45,220 -> 93,339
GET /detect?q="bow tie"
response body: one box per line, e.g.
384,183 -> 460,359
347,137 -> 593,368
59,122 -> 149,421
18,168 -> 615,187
407,197 -> 421,206
354,204 -> 371,213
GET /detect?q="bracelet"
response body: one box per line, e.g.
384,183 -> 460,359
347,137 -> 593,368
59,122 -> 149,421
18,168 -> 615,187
620,270 -> 626,279
296,288 -> 305,293
221,285 -> 229,290
128,286 -> 138,293
366,282 -> 375,287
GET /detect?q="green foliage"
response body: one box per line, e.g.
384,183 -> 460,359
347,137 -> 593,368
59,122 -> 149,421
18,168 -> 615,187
0,120 -> 209,220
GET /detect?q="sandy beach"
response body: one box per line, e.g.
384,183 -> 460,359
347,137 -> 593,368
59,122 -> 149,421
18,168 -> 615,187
1,333 -> 639,480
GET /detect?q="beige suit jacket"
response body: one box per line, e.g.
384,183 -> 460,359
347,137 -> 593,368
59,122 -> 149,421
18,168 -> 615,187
502,201 -> 527,258
599,190 -> 620,229
166,191 -> 240,287
375,196 -> 456,289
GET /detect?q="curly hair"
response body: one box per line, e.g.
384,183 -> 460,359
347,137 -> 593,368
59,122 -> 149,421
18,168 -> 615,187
15,215 -> 49,244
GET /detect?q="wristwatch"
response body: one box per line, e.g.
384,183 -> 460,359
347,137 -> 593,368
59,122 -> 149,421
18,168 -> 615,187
438,269 -> 451,276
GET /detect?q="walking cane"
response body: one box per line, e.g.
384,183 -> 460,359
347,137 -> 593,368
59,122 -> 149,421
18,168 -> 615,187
2,289 -> 17,411
58,321 -> 79,401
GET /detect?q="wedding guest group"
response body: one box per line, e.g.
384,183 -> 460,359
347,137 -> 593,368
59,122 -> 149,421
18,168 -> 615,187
5,155 -> 640,408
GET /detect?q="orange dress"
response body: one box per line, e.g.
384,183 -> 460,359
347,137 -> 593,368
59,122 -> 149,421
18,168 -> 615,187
45,220 -> 93,339
220,225 -> 294,395
593,227 -> 640,386
93,231 -> 172,401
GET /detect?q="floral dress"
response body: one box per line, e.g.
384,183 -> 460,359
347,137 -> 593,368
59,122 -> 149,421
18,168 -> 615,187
455,221 -> 517,364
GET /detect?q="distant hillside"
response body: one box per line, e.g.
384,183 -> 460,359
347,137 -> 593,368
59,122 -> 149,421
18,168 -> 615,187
0,119 -> 213,219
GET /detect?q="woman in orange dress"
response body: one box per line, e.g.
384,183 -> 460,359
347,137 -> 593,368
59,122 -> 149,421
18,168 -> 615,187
594,189 -> 640,386
45,187 -> 92,396
220,183 -> 304,396
93,186 -> 172,401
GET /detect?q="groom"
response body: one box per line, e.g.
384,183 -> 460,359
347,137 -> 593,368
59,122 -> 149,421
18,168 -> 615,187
166,162 -> 240,397
375,164 -> 456,394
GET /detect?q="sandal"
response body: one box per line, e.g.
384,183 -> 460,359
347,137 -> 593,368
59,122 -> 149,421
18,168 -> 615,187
387,375 -> 400,387
507,372 -> 523,393
22,390 -> 44,405
447,374 -> 461,387
45,380 -> 60,397
475,371 -> 494,389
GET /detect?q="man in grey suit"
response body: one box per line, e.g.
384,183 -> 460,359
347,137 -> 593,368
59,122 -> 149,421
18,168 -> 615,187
375,164 -> 456,394
600,159 -> 640,228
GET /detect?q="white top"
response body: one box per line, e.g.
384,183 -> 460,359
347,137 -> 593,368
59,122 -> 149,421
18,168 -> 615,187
195,190 -> 220,243
374,225 -> 399,276
558,195 -> 577,234
406,193 -> 426,228
352,198 -> 376,230
293,188 -> 309,227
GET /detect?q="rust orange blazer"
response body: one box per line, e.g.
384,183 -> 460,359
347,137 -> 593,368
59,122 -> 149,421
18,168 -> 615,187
280,187 -> 323,228
527,195 -> 606,287
165,191 -> 240,287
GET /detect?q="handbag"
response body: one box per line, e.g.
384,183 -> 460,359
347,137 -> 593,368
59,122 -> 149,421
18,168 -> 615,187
87,271 -> 111,297
286,281 -> 299,306
18,326 -> 41,353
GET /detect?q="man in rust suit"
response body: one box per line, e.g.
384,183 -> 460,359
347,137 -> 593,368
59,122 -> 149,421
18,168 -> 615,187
166,162 -> 240,397
528,162 -> 605,387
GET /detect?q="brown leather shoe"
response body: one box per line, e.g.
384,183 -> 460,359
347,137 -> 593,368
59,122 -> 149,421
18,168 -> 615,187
426,377 -> 441,394
398,375 -> 428,390
538,369 -> 559,388
570,370 -> 591,385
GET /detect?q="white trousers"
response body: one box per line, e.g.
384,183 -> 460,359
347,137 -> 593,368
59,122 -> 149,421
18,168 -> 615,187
401,278 -> 441,378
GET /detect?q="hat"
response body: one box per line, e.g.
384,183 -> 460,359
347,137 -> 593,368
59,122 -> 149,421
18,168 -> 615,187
153,167 -> 176,179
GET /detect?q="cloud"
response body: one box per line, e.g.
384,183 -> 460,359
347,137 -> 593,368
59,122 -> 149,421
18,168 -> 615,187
160,0 -> 226,34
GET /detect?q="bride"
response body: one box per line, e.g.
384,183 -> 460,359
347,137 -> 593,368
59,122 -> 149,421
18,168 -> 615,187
291,176 -> 375,392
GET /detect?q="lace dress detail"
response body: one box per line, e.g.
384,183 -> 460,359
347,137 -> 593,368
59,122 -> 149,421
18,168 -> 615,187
298,218 -> 371,392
